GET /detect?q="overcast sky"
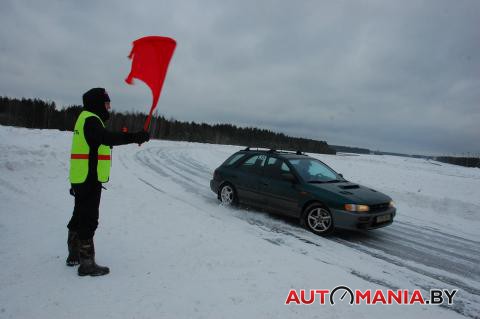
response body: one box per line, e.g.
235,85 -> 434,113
1,0 -> 479,155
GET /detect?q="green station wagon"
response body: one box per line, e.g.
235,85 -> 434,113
210,148 -> 396,235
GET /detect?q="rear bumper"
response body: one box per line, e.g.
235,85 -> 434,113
332,207 -> 396,230
210,179 -> 219,194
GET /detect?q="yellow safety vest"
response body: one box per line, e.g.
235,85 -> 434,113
69,111 -> 111,183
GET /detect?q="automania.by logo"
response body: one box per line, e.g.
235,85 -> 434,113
285,286 -> 458,306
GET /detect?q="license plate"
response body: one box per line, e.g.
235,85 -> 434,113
376,214 -> 391,223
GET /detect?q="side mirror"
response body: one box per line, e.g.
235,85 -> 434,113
339,173 -> 344,178
281,173 -> 297,183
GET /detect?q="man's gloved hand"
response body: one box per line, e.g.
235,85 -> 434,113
132,131 -> 150,144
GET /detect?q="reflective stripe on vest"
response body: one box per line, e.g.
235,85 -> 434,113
70,154 -> 111,160
69,111 -> 111,183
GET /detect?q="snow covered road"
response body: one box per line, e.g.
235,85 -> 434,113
1,126 -> 479,319
132,144 -> 480,318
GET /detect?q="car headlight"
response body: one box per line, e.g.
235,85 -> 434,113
344,204 -> 370,212
389,200 -> 395,208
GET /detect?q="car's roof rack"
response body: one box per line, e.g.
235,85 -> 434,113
243,146 -> 305,156
243,147 -> 271,152
273,149 -> 304,155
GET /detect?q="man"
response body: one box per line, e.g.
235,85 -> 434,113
67,88 -> 149,276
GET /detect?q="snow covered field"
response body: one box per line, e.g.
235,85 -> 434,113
1,125 -> 479,319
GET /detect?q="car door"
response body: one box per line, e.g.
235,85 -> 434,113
234,154 -> 267,206
261,157 -> 300,217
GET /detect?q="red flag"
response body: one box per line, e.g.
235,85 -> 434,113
125,36 -> 176,131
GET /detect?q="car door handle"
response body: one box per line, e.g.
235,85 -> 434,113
261,182 -> 268,186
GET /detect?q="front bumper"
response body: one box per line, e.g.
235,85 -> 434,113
332,207 -> 396,230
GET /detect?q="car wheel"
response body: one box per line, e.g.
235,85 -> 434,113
304,204 -> 334,235
219,183 -> 238,206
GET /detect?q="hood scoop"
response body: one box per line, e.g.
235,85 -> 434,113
338,184 -> 360,190
339,190 -> 353,195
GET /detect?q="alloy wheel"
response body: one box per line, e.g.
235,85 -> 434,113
220,185 -> 235,206
307,207 -> 332,233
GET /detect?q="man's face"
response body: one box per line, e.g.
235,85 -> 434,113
105,102 -> 111,111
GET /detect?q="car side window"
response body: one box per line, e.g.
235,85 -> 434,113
280,162 -> 290,173
238,154 -> 266,174
223,153 -> 245,166
265,157 -> 291,179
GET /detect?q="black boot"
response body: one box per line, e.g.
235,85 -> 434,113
66,230 -> 80,266
78,238 -> 110,276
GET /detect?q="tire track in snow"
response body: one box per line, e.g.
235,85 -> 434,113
133,148 -> 215,204
154,149 -> 210,186
395,220 -> 480,250
334,228 -> 480,280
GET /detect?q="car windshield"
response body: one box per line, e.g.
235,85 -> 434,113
288,158 -> 341,182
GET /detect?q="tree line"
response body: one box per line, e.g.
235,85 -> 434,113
435,156 -> 480,168
0,96 -> 335,154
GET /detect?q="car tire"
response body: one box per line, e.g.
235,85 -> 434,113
218,183 -> 238,206
304,203 -> 334,235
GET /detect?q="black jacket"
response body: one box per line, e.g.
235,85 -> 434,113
83,117 -> 138,183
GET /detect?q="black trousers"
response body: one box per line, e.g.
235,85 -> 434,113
67,181 -> 102,240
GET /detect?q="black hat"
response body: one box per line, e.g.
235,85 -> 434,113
82,88 -> 110,121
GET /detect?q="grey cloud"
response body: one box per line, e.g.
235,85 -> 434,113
0,0 -> 479,155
